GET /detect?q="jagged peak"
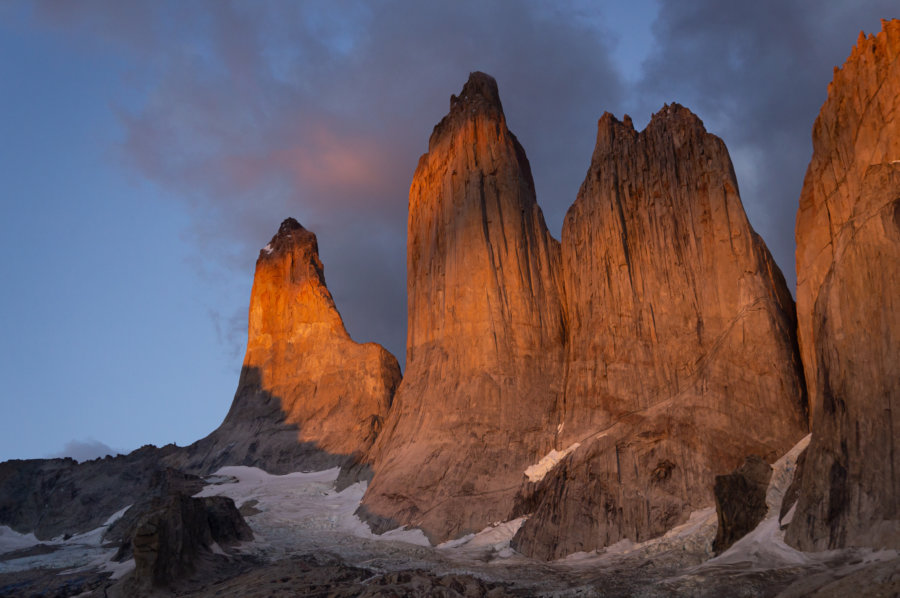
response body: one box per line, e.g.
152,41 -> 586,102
593,103 -> 713,156
450,71 -> 503,115
430,71 -> 507,148
260,217 -> 318,260
276,217 -> 306,236
647,103 -> 706,132
828,18 -> 899,98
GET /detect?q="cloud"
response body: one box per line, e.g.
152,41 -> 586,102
637,1 -> 899,288
30,0 -> 626,362
50,439 -> 123,462
28,1 -> 899,363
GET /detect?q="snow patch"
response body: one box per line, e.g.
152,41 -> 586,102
766,434 -> 810,518
0,526 -> 39,553
103,557 -> 135,580
0,504 -> 134,574
524,443 -> 580,482
694,434 -> 816,571
437,517 -> 525,557
262,243 -> 274,254
195,466 -> 431,548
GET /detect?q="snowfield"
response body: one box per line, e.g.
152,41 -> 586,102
0,504 -> 134,579
2,439 -> 897,596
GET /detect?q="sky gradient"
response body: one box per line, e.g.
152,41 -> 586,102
0,1 -> 896,462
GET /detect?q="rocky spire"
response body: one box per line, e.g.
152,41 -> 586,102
787,19 -> 900,551
358,72 -> 567,542
511,104 -> 809,559
181,218 -> 402,474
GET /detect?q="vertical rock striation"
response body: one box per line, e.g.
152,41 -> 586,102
182,218 -> 401,474
788,19 -> 900,551
512,106 -> 808,559
359,72 -> 566,542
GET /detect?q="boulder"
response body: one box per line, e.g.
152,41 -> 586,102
713,455 -> 773,554
128,492 -> 252,590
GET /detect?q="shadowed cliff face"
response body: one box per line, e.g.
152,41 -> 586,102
788,19 -> 900,551
359,72 -> 567,542
181,219 -> 401,474
510,106 -> 809,560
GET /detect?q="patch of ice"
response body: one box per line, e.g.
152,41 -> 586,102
0,526 -> 39,553
558,507 -> 717,568
524,443 -> 580,482
694,434 -> 816,571
437,533 -> 476,550
437,517 -> 525,553
1,503 -> 136,575
705,516 -> 811,569
766,434 -> 811,518
195,466 -> 432,550
57,503 -> 132,547
104,557 -> 134,580
103,504 -> 131,527
781,503 -> 797,527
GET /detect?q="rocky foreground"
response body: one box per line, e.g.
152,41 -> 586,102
1,445 -> 898,597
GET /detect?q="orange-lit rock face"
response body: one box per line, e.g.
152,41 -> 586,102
512,106 -> 809,560
788,20 -> 900,551
359,72 -> 566,542
242,219 -> 399,455
183,219 -> 401,473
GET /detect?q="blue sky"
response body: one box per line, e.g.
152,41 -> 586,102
0,1 -> 895,461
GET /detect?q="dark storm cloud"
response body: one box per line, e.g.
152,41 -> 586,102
637,1 -> 898,288
33,0 -> 625,363
30,1 -> 897,364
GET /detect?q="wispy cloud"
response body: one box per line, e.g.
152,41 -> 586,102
50,439 -> 123,462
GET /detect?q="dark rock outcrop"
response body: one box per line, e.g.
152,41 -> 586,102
126,493 -> 252,591
512,106 -> 808,560
107,467 -> 206,560
359,72 -> 566,542
713,455 -> 773,553
0,444 -> 182,540
180,218 -> 402,474
788,19 -> 900,551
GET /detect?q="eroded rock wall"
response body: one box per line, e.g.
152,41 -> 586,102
359,73 -> 567,542
513,106 -> 808,559
788,19 -> 900,551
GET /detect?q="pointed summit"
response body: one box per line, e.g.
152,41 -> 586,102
260,217 -> 318,262
273,216 -> 306,239
360,71 -> 565,542
430,71 -> 508,149
182,218 -> 401,473
450,71 -> 503,114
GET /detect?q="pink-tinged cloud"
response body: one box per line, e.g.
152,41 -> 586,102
276,124 -> 396,198
32,0 -> 891,362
